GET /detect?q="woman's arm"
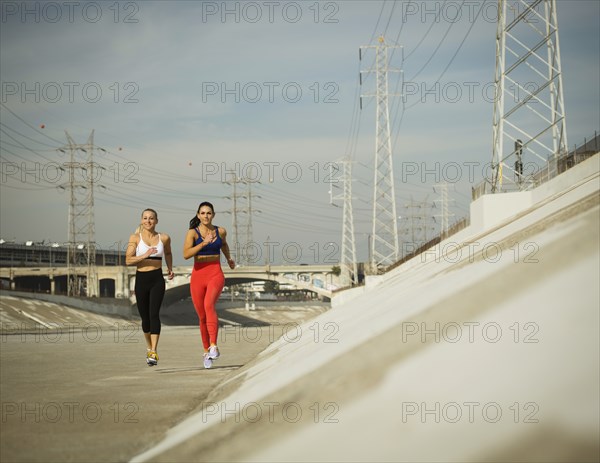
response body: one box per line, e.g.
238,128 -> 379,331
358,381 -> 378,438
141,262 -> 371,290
125,234 -> 156,265
219,228 -> 235,269
162,234 -> 174,279
183,229 -> 211,260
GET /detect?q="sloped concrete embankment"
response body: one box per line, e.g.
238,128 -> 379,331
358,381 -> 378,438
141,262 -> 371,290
0,293 -> 132,331
0,290 -> 135,320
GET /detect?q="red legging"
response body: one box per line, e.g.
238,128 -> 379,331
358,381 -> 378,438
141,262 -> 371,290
190,260 -> 225,350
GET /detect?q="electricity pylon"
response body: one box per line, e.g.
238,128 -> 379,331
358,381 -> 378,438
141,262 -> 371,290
491,0 -> 568,192
360,36 -> 403,272
433,184 -> 455,239
223,169 -> 259,266
400,195 -> 434,256
59,130 -> 99,297
331,158 -> 358,286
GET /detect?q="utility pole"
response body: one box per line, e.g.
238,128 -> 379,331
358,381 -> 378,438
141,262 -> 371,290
331,158 -> 358,286
244,179 -> 262,265
491,0 -> 568,192
400,195 -> 433,256
223,170 -> 243,264
223,169 -> 260,266
433,184 -> 454,239
360,36 -> 403,272
59,130 -> 100,297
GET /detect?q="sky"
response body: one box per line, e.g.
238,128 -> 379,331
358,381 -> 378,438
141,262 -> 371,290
1,0 -> 599,266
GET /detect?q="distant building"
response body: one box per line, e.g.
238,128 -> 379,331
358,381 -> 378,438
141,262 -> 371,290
0,241 -> 123,268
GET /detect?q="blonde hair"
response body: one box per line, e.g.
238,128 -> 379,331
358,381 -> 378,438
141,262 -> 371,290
135,208 -> 158,234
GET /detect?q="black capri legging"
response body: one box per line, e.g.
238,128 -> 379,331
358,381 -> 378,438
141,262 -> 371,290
134,269 -> 165,335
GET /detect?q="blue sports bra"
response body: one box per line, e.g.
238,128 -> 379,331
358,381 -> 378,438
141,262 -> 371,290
194,227 -> 222,256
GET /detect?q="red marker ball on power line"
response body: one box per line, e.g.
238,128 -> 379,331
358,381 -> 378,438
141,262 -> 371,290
40,124 -> 45,129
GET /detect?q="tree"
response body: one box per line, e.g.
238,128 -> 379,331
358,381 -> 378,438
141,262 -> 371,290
264,280 -> 278,293
331,265 -> 341,276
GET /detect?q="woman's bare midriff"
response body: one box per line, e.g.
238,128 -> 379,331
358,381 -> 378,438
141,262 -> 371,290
136,260 -> 163,272
194,255 -> 220,263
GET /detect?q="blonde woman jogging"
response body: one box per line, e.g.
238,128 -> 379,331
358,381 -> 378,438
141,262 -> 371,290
126,208 -> 174,366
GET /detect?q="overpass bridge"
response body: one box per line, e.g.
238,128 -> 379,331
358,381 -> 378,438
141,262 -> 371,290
0,264 -> 337,300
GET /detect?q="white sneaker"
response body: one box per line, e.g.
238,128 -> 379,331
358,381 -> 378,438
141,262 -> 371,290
203,353 -> 213,369
208,346 -> 220,360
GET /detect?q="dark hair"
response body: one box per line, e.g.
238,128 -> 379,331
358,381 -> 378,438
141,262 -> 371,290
189,202 -> 215,229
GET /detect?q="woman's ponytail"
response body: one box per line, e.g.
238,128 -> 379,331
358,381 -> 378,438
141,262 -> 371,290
189,216 -> 200,230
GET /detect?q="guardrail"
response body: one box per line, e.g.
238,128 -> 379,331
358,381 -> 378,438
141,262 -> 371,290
472,132 -> 599,201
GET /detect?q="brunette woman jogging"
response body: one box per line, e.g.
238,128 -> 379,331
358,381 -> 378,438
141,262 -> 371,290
183,202 -> 235,369
126,208 -> 174,366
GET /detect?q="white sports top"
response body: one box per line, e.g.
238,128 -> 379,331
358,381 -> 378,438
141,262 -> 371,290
135,233 -> 164,260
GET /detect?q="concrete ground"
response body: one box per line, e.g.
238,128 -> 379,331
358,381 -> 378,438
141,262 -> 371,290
0,297 -> 327,463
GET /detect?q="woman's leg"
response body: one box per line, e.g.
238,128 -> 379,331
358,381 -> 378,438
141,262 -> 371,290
148,271 -> 165,351
204,264 -> 225,347
135,272 -> 152,350
190,268 -> 210,351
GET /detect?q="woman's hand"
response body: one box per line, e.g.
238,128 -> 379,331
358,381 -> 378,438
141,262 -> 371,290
145,247 -> 158,258
206,230 -> 217,243
227,258 -> 235,270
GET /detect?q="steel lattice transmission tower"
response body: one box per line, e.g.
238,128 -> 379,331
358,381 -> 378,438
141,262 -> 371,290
491,0 -> 568,192
245,181 -> 254,262
223,169 -> 259,266
59,130 -> 99,297
433,184 -> 455,239
243,179 -> 260,266
400,195 -> 434,256
360,36 -> 402,271
331,158 -> 358,286
223,171 -> 244,264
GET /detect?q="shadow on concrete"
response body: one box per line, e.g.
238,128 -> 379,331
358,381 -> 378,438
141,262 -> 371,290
161,298 -> 271,327
154,365 -> 243,374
